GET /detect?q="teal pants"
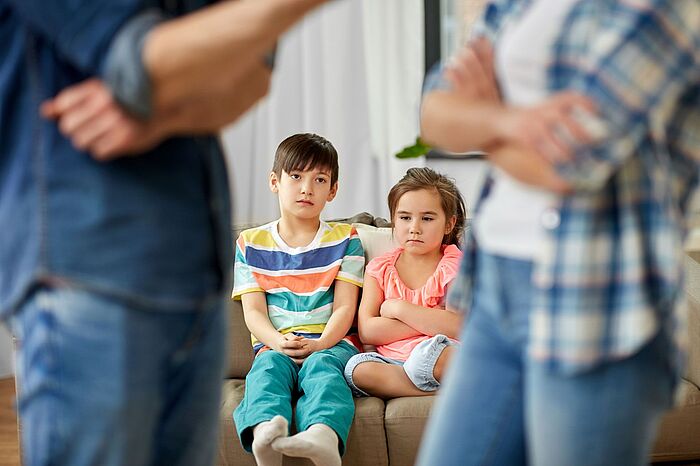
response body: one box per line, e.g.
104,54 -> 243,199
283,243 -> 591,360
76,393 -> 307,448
234,341 -> 358,455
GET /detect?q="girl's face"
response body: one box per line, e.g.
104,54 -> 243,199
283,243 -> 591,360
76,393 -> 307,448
393,188 -> 455,255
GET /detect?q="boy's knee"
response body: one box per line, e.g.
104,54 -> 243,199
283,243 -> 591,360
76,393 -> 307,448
303,350 -> 334,368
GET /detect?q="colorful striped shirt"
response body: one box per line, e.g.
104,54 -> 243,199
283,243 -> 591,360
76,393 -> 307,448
443,0 -> 700,374
232,220 -> 365,352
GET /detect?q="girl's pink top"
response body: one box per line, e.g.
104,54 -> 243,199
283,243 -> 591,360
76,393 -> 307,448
367,244 -> 463,361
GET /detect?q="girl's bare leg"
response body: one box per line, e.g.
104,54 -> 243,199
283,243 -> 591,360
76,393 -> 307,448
351,362 -> 433,399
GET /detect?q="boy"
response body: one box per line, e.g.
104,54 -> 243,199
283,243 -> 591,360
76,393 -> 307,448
232,133 -> 364,466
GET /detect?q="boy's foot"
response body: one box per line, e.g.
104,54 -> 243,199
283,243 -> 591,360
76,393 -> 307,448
271,423 -> 341,466
252,415 -> 288,466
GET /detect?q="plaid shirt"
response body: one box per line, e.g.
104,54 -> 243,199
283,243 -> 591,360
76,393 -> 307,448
446,0 -> 700,374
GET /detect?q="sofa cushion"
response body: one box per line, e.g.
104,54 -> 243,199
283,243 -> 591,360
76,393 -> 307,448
384,396 -> 434,466
218,379 -> 389,466
684,251 -> 700,392
651,402 -> 700,462
352,223 -> 398,263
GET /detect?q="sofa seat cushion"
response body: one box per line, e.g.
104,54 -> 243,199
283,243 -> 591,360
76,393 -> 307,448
384,396 -> 435,466
217,379 -> 389,466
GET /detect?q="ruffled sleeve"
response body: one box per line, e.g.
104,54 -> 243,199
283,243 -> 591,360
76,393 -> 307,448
421,245 -> 463,308
365,248 -> 402,292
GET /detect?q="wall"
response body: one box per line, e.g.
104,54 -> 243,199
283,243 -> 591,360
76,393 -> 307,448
426,158 -> 488,214
0,327 -> 14,378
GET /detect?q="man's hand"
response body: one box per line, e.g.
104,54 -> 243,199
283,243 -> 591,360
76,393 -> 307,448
40,79 -> 166,161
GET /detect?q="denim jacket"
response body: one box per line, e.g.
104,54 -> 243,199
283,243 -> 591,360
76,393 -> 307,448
0,0 -> 232,315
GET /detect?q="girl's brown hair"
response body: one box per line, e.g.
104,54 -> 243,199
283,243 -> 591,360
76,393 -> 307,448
387,167 -> 467,246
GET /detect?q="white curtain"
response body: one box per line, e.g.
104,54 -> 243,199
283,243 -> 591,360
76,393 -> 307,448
221,0 -> 425,225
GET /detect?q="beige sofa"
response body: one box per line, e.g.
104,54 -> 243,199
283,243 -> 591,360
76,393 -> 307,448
216,213 -> 700,466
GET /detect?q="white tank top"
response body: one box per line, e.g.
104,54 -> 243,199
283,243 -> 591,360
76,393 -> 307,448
473,0 -> 580,259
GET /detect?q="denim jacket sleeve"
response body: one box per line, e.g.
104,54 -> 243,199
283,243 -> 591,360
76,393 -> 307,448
4,0 -> 166,118
103,9 -> 167,118
3,0 -> 144,75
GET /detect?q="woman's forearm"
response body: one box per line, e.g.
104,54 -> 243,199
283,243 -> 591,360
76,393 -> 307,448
488,143 -> 572,194
420,91 -> 508,153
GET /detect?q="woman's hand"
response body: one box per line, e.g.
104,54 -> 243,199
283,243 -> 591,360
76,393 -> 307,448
493,92 -> 598,163
444,37 -> 500,103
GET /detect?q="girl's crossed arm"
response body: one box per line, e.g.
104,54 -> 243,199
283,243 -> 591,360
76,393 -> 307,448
358,276 -> 423,346
380,300 -> 462,340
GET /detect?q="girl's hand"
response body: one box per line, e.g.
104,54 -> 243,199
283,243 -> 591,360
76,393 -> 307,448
494,92 -> 598,163
444,37 -> 500,103
379,299 -> 403,320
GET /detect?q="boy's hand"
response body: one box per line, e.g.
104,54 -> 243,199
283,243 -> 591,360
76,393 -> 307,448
277,333 -> 308,364
40,79 -> 166,161
299,338 -> 326,356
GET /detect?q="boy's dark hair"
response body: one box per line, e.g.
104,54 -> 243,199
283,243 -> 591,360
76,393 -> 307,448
272,133 -> 339,185
387,167 -> 467,246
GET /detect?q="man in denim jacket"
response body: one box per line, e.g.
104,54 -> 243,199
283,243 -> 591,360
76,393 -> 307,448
0,1 -> 327,464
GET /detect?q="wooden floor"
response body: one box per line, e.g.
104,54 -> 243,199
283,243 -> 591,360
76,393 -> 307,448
0,374 -> 698,466
0,377 -> 19,466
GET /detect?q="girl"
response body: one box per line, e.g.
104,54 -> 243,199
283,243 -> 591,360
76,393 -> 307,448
344,167 -> 466,398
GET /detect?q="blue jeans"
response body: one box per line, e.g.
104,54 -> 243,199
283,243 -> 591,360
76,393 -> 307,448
417,252 -> 675,466
8,287 -> 226,466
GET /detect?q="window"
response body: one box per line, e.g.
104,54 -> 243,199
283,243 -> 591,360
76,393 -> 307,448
424,0 -> 488,70
423,0 -> 489,159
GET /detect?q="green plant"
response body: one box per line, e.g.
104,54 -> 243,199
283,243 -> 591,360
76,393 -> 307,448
395,137 -> 431,159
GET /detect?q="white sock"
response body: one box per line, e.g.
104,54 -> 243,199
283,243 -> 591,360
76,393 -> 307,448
271,423 -> 341,466
252,415 -> 288,466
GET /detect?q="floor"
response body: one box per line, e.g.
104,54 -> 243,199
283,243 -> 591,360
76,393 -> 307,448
0,377 -> 19,466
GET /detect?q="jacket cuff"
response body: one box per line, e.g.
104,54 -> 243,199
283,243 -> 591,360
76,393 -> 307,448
103,9 -> 166,119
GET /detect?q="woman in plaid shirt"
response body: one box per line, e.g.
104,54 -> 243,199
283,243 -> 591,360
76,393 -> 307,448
417,1 -> 700,465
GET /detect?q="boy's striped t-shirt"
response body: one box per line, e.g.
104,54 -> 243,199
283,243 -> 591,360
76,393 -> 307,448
232,220 -> 364,353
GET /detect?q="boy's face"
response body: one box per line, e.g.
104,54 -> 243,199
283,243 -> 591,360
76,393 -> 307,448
269,166 -> 337,220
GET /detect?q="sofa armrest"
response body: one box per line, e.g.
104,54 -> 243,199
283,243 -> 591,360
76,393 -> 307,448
226,300 -> 254,379
683,251 -> 700,396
